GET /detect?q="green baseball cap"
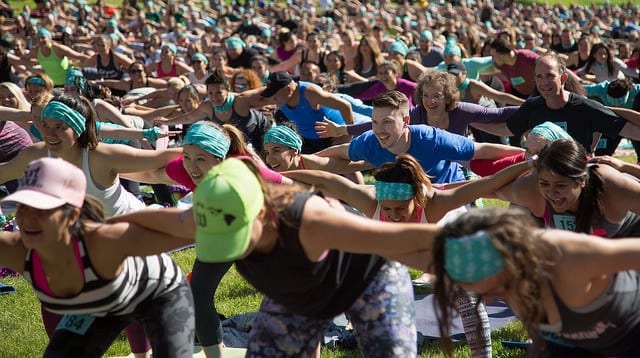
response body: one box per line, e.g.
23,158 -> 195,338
193,158 -> 264,262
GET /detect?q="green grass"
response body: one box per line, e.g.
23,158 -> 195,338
0,246 -> 528,357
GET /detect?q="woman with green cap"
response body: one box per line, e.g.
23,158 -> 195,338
113,157 -> 440,357
283,153 -> 532,357
432,207 -> 640,357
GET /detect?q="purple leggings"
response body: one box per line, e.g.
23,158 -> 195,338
41,305 -> 151,353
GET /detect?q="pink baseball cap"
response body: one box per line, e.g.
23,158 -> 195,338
0,158 -> 86,210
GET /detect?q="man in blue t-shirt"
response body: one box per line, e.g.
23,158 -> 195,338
316,91 -> 524,184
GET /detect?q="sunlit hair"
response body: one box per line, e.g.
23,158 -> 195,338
374,154 -> 432,208
534,139 -> 604,233
432,207 -> 558,356
372,90 -> 410,117
230,69 -> 262,91
190,120 -> 251,157
46,94 -> 99,149
0,82 -> 30,110
25,73 -> 55,92
353,35 -> 384,76
415,70 -> 459,112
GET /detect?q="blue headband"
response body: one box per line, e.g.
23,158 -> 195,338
374,181 -> 415,201
162,43 -> 177,54
444,231 -> 505,282
41,101 -> 86,137
37,28 -> 52,39
226,37 -> 245,49
192,53 -> 209,65
27,77 -> 46,86
65,68 -> 86,92
264,126 -> 302,152
183,123 -> 230,159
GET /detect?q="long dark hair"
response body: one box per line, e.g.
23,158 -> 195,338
535,139 -> 605,232
67,195 -> 105,239
585,43 -> 615,77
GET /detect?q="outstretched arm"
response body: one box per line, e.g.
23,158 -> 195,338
470,80 -> 525,106
282,169 -> 377,216
299,195 -> 440,271
305,85 -> 355,124
472,142 -> 525,160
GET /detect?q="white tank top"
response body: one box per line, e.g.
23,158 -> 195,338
81,149 -> 144,217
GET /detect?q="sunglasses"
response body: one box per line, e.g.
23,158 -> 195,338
192,60 -> 203,64
129,69 -> 144,74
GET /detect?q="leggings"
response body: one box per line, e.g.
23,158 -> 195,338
246,261 -> 417,357
41,307 -> 151,353
189,259 -> 233,346
455,293 -> 492,358
43,279 -> 194,358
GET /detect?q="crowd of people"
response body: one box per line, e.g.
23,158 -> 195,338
2,0 -> 640,357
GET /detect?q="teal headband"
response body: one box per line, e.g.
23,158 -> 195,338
420,30 -> 433,41
529,121 -> 572,142
41,101 -> 86,137
192,53 -> 209,65
444,231 -> 505,282
605,92 -> 630,107
27,77 -> 46,86
183,123 -> 230,159
37,28 -> 52,39
388,40 -> 408,56
444,44 -> 461,57
226,37 -> 245,49
264,126 -> 302,152
162,43 -> 177,54
65,68 -> 86,92
374,181 -> 415,201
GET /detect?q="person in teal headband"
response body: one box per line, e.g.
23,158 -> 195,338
226,37 -> 245,50
183,122 -> 231,160
264,126 -> 302,152
65,68 -> 87,94
283,154 -> 532,357
433,206 -> 640,356
191,53 -> 209,65
162,42 -> 177,54
387,40 -> 408,57
41,99 -> 87,136
444,43 -> 462,57
37,28 -> 52,39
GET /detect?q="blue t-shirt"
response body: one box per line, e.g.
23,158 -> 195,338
280,82 -> 345,139
348,125 -> 474,183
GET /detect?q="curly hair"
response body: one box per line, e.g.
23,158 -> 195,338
230,69 -> 262,92
414,69 -> 460,112
432,207 -> 559,356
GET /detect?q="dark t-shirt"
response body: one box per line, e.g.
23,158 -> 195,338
506,93 -> 627,151
227,47 -> 280,69
235,192 -> 385,319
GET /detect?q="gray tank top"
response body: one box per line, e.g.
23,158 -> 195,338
540,271 -> 640,352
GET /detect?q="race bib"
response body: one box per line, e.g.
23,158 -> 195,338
57,314 -> 95,335
553,215 -> 576,231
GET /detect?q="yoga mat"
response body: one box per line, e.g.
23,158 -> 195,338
414,293 -> 517,339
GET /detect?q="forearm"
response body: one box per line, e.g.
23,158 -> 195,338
473,143 -> 525,160
109,208 -> 195,238
609,107 -> 640,127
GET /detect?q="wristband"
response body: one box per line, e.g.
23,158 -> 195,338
142,127 -> 161,142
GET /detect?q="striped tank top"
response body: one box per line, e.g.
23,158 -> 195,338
23,237 -> 183,316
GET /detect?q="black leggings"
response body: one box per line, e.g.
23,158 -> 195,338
189,259 -> 233,346
43,280 -> 194,358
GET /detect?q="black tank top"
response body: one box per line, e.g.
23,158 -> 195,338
97,51 -> 124,80
210,106 -> 272,153
235,192 -> 386,319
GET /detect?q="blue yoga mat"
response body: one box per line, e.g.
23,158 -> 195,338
414,293 -> 517,339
